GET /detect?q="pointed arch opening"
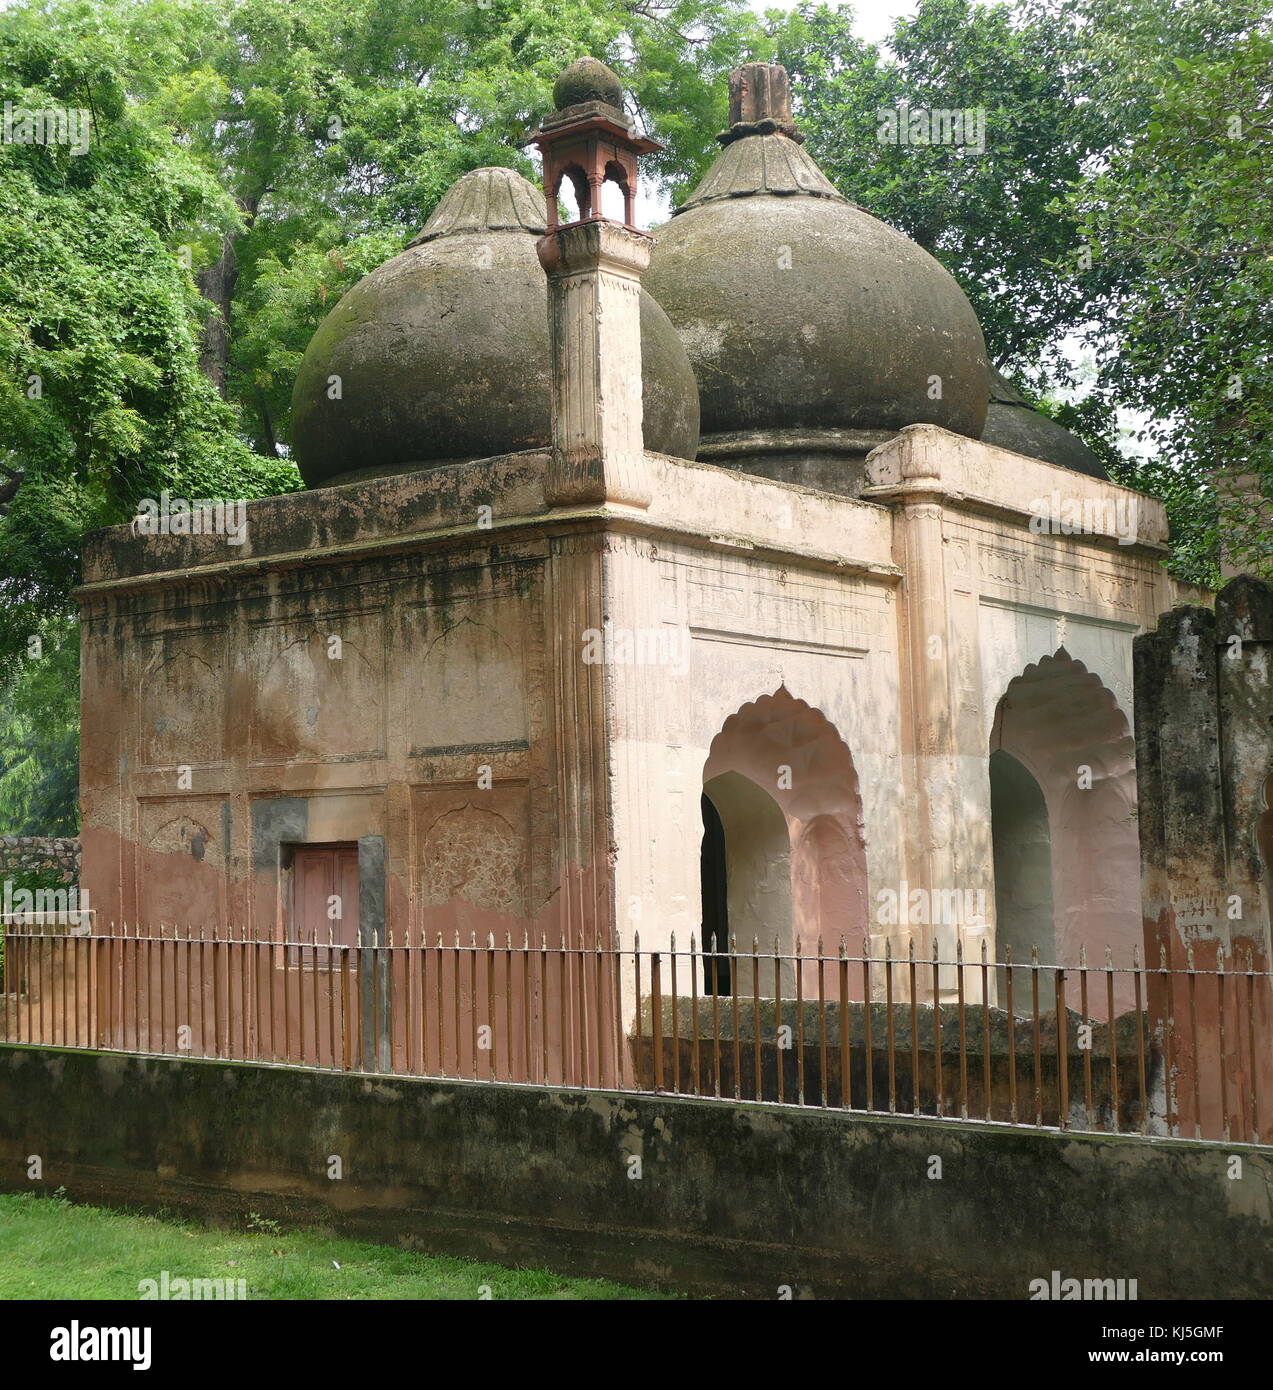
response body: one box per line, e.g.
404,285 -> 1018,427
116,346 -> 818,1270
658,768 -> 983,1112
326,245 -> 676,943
989,649 -> 1139,1010
701,687 -> 867,997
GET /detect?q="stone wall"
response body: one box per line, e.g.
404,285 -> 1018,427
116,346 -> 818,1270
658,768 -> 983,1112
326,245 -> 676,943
1,1044 -> 1267,1299
0,836 -> 79,885
1135,574 -> 1273,1137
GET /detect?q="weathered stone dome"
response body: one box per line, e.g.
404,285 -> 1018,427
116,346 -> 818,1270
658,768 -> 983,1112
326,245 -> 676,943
981,367 -> 1108,479
553,57 -> 625,113
645,65 -> 988,473
292,167 -> 699,487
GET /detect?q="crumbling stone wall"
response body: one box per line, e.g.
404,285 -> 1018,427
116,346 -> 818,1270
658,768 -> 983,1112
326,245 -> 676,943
0,836 -> 79,885
1135,574 -> 1273,1138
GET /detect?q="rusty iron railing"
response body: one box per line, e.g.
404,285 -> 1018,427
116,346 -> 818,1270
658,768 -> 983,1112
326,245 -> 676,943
0,922 -> 1268,1144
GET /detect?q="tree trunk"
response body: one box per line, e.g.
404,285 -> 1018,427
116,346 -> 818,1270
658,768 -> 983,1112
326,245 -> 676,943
255,389 -> 281,459
194,237 -> 239,397
193,195 -> 260,397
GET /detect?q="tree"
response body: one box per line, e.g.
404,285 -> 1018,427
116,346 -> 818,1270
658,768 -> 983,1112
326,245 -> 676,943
0,8 -> 299,668
1070,26 -> 1272,579
0,7 -> 298,826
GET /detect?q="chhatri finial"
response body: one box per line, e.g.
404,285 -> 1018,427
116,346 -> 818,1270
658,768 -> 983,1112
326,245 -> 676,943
720,62 -> 803,146
534,58 -> 662,233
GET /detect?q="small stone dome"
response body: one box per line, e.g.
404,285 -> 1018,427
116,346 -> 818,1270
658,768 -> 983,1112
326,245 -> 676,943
981,367 -> 1108,479
292,167 -> 699,487
645,65 -> 989,465
553,57 -> 624,113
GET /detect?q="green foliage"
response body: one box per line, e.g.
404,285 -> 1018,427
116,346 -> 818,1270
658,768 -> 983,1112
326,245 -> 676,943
0,617 -> 79,835
1070,23 -> 1273,582
0,4 -> 301,669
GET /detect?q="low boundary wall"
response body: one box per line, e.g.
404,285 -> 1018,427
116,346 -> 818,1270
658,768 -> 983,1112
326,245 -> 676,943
0,1044 -> 1267,1299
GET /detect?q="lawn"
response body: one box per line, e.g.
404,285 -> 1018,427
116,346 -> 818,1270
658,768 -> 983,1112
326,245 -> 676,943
0,1192 -> 670,1300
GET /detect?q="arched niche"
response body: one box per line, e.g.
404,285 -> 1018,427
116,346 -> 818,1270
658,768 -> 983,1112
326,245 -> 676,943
989,648 -> 1139,1010
701,686 -> 868,997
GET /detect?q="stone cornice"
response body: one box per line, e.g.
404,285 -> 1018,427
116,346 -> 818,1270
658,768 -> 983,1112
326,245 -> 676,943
862,424 -> 1171,556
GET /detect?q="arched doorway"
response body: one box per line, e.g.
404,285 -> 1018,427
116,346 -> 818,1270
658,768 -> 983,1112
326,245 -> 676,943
989,649 -> 1139,1010
701,687 -> 867,997
701,773 -> 791,994
989,748 -> 1055,1009
699,791 -> 729,994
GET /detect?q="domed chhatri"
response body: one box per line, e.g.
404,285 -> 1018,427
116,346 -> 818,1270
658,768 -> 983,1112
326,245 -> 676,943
646,63 -> 989,480
981,366 -> 1108,480
552,56 -> 625,113
291,167 -> 699,486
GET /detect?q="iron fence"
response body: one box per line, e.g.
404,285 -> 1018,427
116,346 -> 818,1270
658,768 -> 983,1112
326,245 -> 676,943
0,921 -> 1268,1144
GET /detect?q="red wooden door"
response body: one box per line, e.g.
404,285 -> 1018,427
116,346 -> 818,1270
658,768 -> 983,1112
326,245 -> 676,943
290,845 -> 360,949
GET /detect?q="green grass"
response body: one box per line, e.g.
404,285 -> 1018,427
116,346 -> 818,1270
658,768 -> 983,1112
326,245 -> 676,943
0,1192 -> 671,1300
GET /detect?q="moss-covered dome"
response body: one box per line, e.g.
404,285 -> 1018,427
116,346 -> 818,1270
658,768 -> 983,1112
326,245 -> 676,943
553,57 -> 625,112
292,167 -> 699,487
645,66 -> 988,464
981,367 -> 1108,479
